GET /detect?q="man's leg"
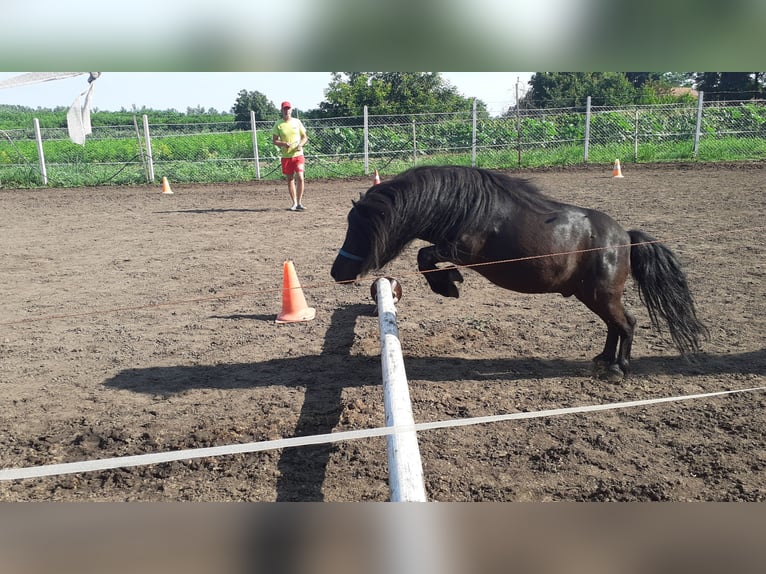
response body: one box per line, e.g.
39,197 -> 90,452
295,171 -> 305,208
287,175 -> 297,208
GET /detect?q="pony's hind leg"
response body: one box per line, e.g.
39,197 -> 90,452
417,245 -> 463,298
616,308 -> 636,373
593,325 -> 619,370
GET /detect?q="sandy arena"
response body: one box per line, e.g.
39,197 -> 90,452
1,163 -> 764,501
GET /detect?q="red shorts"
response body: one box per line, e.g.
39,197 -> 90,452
281,156 -> 305,176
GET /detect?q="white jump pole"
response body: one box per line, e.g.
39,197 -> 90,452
376,278 -> 427,502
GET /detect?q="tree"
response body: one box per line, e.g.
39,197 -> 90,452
632,73 -> 699,105
231,89 -> 277,126
521,73 -> 637,109
185,105 -> 225,115
625,72 -> 664,88
693,73 -> 765,100
662,72 -> 696,87
518,72 -> 709,109
313,72 -> 485,117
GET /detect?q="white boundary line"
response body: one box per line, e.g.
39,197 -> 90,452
1,386 -> 764,482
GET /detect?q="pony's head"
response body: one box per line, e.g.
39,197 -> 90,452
331,182 -> 410,282
331,199 -> 372,283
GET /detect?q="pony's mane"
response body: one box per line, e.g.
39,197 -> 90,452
353,165 -> 558,272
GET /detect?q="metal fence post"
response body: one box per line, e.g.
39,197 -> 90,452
412,119 -> 417,166
584,96 -> 591,163
634,107 -> 639,162
364,106 -> 369,175
515,83 -> 522,168
33,118 -> 47,185
693,91 -> 704,158
471,98 -> 477,167
132,115 -> 150,183
142,114 -> 155,183
250,110 -> 261,179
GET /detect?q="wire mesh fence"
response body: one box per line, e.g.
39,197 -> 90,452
1,96 -> 765,189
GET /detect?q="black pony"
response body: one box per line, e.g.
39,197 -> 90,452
331,165 -> 708,380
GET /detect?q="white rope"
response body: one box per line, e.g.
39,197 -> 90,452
1,385 -> 763,482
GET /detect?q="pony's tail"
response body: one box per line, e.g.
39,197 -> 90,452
628,230 -> 710,355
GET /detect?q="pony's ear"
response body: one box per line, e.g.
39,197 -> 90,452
352,191 -> 365,206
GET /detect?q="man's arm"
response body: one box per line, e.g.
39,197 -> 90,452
272,133 -> 289,149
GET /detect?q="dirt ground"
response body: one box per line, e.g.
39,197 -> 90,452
1,163 -> 764,501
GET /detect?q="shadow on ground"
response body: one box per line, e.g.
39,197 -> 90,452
104,303 -> 765,500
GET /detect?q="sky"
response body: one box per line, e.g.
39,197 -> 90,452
0,72 -> 534,117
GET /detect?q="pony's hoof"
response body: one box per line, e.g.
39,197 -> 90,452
592,360 -> 624,382
427,280 -> 460,298
447,268 -> 464,284
599,364 -> 625,383
445,283 -> 460,298
427,267 -> 463,298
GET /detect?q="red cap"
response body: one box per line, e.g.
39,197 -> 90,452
280,101 -> 292,109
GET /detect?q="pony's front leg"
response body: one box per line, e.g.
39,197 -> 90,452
417,246 -> 463,298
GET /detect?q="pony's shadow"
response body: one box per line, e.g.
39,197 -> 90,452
106,303 -> 378,501
104,303 -> 766,501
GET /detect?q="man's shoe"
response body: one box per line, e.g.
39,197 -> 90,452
289,205 -> 298,211
296,204 -> 306,211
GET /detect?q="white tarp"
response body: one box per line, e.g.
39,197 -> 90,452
0,72 -> 85,90
66,80 -> 96,145
1,72 -> 101,145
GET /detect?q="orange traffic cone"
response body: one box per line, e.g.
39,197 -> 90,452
373,169 -> 381,185
161,176 -> 174,194
275,260 -> 316,323
612,159 -> 624,178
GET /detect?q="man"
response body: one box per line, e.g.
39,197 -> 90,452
271,101 -> 308,211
